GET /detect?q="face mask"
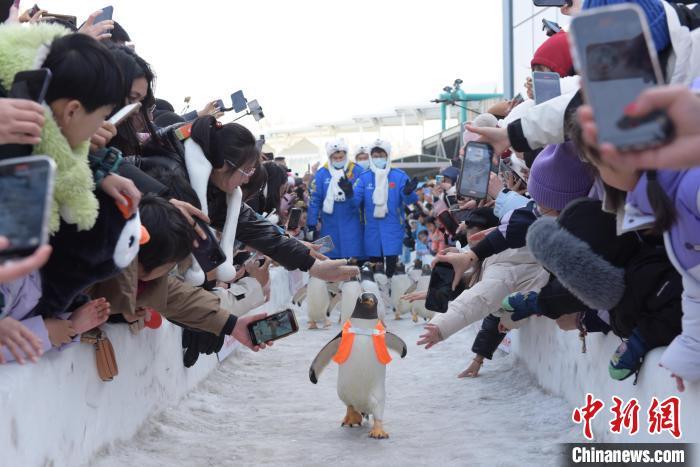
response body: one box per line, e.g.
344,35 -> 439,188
356,160 -> 370,170
371,157 -> 387,170
332,159 -> 347,170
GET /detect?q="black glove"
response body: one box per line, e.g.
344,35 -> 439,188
338,176 -> 353,198
403,177 -> 419,196
181,328 -> 226,368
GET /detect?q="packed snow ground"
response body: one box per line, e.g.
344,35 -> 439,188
92,309 -> 579,467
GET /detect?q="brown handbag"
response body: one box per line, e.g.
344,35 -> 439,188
80,328 -> 119,381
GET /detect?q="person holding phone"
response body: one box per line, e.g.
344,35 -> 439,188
307,139 -> 364,260
353,139 -> 418,278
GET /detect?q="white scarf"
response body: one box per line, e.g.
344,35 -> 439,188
370,161 -> 390,218
323,161 -> 348,215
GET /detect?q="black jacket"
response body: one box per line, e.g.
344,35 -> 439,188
471,314 -> 506,360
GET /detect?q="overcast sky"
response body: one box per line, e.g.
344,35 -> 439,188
36,1 -> 503,128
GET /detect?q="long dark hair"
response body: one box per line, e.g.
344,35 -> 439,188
107,45 -> 158,155
260,161 -> 289,215
190,116 -> 259,171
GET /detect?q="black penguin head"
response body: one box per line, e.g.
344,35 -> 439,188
360,265 -> 375,282
347,257 -> 359,266
421,264 -> 432,276
351,293 -> 379,319
395,262 -> 406,274
414,258 -> 423,270
373,262 -> 386,275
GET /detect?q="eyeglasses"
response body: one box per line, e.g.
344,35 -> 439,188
225,160 -> 256,177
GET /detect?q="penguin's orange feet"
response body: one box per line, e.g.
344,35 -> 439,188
368,420 -> 389,439
411,313 -> 418,323
394,312 -> 402,320
340,406 -> 363,427
323,319 -> 332,328
308,321 -> 318,330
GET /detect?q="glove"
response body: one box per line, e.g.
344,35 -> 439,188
403,177 -> 419,196
338,176 -> 353,198
501,291 -> 541,321
182,328 -> 226,368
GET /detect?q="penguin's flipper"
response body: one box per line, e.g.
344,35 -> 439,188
292,286 -> 307,306
403,283 -> 417,295
327,292 -> 342,317
309,332 -> 342,384
385,332 -> 408,358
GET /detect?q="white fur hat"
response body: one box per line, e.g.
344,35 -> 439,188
369,138 -> 392,156
354,145 -> 370,158
325,138 -> 349,157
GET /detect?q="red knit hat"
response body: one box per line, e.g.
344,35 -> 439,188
531,31 -> 573,78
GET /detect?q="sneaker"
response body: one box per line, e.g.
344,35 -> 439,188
609,328 -> 649,381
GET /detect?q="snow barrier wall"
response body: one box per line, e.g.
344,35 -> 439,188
512,316 -> 700,442
0,267 -> 295,467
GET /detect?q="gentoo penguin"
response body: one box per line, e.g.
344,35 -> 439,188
372,262 -> 392,312
340,277 -> 362,323
411,264 -> 434,323
292,285 -> 308,307
390,263 -> 412,320
360,265 -> 386,323
309,293 -> 407,439
307,276 -> 331,329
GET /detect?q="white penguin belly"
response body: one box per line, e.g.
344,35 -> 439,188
390,275 -> 412,314
307,277 -> 330,323
337,336 -> 386,419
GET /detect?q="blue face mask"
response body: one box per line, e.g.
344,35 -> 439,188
371,157 -> 387,170
356,160 -> 370,170
332,159 -> 347,170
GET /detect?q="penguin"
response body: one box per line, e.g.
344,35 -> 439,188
340,277 -> 362,323
309,293 -> 407,439
360,265 -> 386,323
292,285 -> 308,307
307,276 -> 331,329
327,285 -> 343,319
390,263 -> 413,320
372,262 -> 392,312
407,258 -> 423,284
411,264 -> 434,323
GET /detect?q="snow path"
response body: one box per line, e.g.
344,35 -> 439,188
93,312 -> 578,467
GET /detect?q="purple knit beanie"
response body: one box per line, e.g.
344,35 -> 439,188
527,142 -> 594,211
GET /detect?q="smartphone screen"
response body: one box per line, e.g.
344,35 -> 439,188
533,0 -> 566,6
287,207 -> 301,230
93,6 -> 113,23
231,90 -> 247,113
191,218 -> 227,273
446,194 -> 458,208
0,156 -> 56,259
571,4 -> 670,149
458,142 -> 493,199
533,71 -> 561,105
312,235 -> 334,254
435,175 -> 444,184
248,309 -> 299,346
437,210 -> 459,236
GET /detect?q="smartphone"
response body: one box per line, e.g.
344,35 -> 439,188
570,4 -> 672,150
0,156 -> 56,259
312,235 -> 334,254
457,142 -> 493,200
435,175 -> 444,184
108,102 -> 141,126
532,71 -> 561,105
533,0 -> 567,6
425,263 -> 466,313
248,99 -> 264,121
231,90 -> 247,113
511,93 -> 524,106
287,207 -> 302,231
191,218 -> 227,273
93,5 -> 113,23
0,69 -> 52,158
437,210 -> 459,236
247,309 -> 299,346
213,99 -> 225,112
445,194 -> 458,208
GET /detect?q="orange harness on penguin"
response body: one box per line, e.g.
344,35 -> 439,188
332,320 -> 392,365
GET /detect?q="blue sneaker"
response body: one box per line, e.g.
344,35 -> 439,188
501,291 -> 541,321
609,328 -> 649,382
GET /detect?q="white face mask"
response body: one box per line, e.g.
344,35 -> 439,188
332,159 -> 347,170
356,160 -> 370,170
371,157 -> 387,170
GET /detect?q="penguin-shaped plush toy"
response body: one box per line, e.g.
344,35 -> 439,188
307,276 -> 331,329
309,293 -> 407,439
390,263 -> 412,320
339,276 -> 362,323
411,264 -> 435,323
359,265 -> 386,323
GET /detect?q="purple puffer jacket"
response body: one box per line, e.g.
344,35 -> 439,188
627,168 -> 700,381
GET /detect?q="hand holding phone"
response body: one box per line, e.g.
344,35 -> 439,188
437,210 -> 459,236
457,142 -> 493,200
312,235 -> 335,254
191,218 -> 227,274
532,71 -> 561,105
0,156 -> 56,259
287,207 -> 302,231
247,309 -> 299,347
